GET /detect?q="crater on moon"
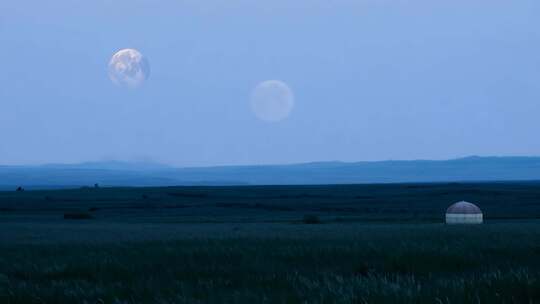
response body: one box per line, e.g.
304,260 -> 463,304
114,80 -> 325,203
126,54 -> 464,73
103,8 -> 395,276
108,49 -> 150,88
250,80 -> 294,122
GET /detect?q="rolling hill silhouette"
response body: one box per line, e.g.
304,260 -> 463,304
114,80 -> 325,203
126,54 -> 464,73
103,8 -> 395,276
1,156 -> 540,189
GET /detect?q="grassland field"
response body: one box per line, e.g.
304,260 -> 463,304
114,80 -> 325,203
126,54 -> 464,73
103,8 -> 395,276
0,182 -> 540,303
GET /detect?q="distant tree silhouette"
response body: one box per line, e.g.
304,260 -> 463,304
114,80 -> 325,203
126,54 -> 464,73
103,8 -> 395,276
302,214 -> 321,224
64,212 -> 93,220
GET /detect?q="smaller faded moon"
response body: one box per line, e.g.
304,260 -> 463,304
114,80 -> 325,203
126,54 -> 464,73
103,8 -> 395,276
250,80 -> 295,122
108,49 -> 150,88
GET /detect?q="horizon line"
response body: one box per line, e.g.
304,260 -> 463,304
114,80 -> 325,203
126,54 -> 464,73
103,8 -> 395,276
2,155 -> 540,170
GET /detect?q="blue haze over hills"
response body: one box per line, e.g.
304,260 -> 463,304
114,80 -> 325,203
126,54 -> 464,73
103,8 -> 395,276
1,156 -> 540,190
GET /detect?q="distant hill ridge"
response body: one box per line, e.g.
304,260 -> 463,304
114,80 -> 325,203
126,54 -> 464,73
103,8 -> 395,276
1,156 -> 540,189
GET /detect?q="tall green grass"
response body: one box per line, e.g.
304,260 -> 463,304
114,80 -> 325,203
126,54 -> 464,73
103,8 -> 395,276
0,223 -> 539,303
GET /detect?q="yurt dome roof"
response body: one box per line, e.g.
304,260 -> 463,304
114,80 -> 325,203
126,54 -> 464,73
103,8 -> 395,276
446,201 -> 482,214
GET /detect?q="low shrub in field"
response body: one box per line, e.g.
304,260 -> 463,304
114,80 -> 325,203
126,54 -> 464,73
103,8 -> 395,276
63,212 -> 94,220
303,214 -> 322,224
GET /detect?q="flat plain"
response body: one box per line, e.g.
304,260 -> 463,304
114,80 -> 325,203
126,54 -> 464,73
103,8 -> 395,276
1,182 -> 539,303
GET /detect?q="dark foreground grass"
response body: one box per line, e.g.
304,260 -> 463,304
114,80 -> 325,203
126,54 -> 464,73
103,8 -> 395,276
1,223 -> 540,303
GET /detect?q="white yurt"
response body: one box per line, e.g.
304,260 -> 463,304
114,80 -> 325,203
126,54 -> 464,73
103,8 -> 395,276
445,201 -> 483,224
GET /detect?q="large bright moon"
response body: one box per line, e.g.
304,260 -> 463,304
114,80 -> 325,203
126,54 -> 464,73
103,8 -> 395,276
250,80 -> 295,122
108,49 -> 150,88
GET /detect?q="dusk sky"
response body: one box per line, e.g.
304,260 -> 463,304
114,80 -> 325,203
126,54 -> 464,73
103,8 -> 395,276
1,0 -> 539,166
